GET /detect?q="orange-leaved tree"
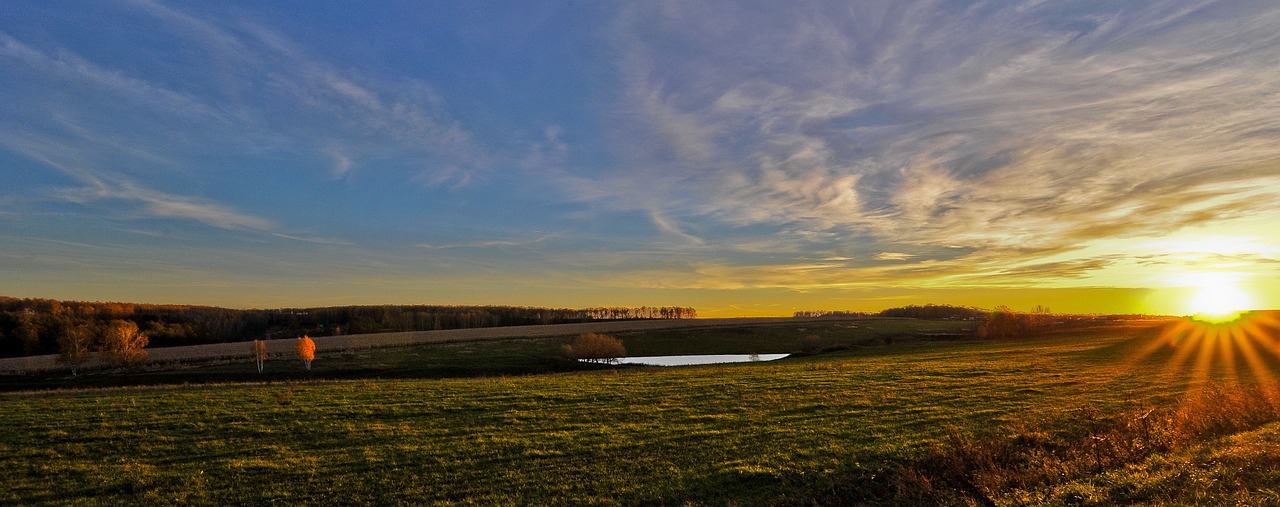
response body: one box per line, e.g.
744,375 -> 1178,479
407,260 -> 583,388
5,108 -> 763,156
100,319 -> 149,366
252,339 -> 268,373
295,335 -> 315,370
561,332 -> 626,364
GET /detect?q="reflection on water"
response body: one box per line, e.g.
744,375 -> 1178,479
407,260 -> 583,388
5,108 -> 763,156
610,354 -> 789,366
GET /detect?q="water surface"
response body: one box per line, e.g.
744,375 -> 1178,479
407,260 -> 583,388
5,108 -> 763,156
612,354 -> 789,366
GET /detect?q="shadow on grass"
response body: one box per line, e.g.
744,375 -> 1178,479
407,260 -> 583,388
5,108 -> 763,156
0,355 -> 612,392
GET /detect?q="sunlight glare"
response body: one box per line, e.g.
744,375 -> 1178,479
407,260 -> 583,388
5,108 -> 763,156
1186,277 -> 1256,323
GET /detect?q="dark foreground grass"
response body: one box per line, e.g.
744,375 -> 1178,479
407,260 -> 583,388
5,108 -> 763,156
2,318 -> 1278,505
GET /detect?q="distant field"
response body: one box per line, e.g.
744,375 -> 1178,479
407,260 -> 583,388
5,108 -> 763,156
0,317 -> 971,390
0,317 -> 885,376
3,317 -> 1278,505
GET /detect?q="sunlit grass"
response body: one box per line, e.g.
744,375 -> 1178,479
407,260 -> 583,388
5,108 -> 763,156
1127,312 -> 1280,394
1,318 -> 1278,505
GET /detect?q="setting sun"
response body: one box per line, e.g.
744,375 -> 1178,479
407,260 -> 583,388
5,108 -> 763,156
1186,276 -> 1256,322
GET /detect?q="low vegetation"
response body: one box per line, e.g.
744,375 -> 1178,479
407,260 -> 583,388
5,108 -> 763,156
560,332 -> 626,363
810,383 -> 1280,505
2,316 -> 1277,505
795,304 -> 988,320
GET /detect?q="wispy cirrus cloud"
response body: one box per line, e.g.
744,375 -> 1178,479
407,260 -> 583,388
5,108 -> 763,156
44,161 -> 275,232
648,210 -> 705,245
565,0 -> 1280,289
1,2 -> 483,192
0,31 -> 228,122
0,0 -> 498,259
3,0 -> 1278,310
875,252 -> 915,262
416,234 -> 557,251
1,134 -> 351,244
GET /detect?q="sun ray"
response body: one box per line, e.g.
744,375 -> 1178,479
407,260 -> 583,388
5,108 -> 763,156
1216,325 -> 1239,385
1231,323 -> 1274,388
1128,312 -> 1280,403
1191,326 -> 1217,390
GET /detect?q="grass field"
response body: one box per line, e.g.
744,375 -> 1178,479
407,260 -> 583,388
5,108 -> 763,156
3,317 -> 1279,505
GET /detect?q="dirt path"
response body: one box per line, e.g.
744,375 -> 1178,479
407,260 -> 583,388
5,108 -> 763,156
0,317 -> 821,374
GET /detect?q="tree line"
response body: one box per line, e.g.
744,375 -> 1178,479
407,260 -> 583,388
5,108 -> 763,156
797,304 -> 1074,341
0,297 -> 696,358
795,304 -> 987,320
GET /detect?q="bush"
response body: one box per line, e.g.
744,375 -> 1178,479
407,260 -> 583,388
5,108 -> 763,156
978,306 -> 1049,339
561,333 -> 625,364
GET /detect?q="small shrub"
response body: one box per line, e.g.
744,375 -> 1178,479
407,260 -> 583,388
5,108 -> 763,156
561,333 -> 625,364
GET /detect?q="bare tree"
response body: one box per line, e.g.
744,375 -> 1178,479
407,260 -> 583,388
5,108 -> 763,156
252,339 -> 268,373
57,324 -> 94,376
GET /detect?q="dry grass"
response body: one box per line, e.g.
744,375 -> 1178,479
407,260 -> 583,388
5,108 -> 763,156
875,383 -> 1280,506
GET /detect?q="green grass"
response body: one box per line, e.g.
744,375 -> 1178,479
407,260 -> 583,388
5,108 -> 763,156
2,318 -> 1278,505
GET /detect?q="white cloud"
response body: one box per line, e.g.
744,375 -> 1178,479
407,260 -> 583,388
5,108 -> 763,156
3,3 -> 483,188
579,0 -> 1280,286
416,235 -> 556,250
0,31 -> 226,121
876,252 -> 915,262
327,148 -> 353,178
649,210 -> 705,245
60,173 -> 276,232
521,126 -> 569,171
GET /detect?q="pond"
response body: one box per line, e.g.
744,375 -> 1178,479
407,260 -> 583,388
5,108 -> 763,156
608,353 -> 790,366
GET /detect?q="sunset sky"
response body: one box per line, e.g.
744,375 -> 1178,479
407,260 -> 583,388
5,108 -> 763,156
2,1 -> 1278,317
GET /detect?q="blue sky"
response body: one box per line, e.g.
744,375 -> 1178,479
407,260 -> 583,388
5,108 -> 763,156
2,1 -> 1279,316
